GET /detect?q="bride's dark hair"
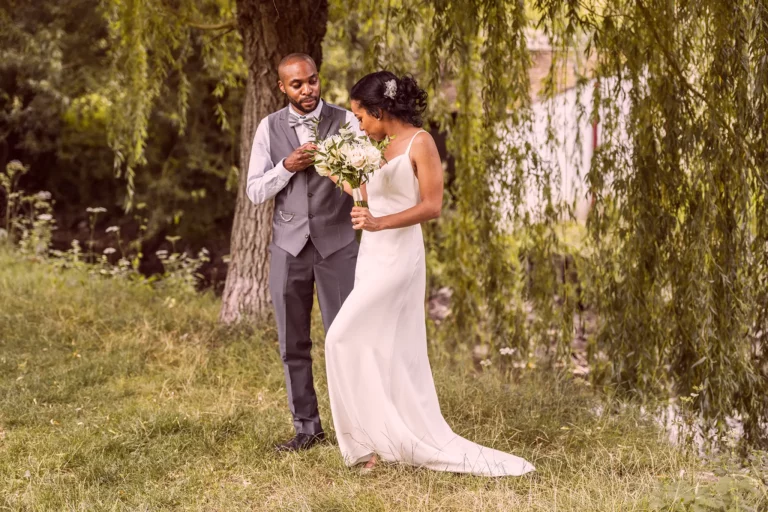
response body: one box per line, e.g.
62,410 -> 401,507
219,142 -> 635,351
350,71 -> 428,127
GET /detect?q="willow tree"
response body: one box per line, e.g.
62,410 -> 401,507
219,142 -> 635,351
102,0 -> 328,321
533,0 -> 768,446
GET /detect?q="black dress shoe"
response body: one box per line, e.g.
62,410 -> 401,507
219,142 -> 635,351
275,432 -> 326,452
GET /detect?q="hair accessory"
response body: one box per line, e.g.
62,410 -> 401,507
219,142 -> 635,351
384,79 -> 397,99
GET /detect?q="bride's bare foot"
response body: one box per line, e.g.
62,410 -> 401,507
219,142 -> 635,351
360,454 -> 378,474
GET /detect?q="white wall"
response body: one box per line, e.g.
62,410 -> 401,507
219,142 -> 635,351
499,78 -> 631,225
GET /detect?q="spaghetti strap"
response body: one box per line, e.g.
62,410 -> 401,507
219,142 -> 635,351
405,129 -> 427,157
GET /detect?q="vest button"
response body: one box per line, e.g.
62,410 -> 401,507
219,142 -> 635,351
305,234 -> 309,239
307,193 -> 313,197
308,214 -> 314,219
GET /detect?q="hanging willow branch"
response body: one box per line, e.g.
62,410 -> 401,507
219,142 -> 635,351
538,0 -> 768,447
101,0 -> 244,210
419,0 -> 536,348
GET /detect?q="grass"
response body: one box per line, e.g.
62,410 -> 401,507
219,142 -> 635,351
0,246 -> 765,511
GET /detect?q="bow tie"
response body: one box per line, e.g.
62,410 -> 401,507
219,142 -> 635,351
288,112 -> 314,129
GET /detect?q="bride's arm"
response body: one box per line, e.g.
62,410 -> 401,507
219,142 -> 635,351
351,133 -> 443,231
327,175 -> 368,202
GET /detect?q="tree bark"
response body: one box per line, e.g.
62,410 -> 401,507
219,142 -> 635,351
220,0 -> 328,323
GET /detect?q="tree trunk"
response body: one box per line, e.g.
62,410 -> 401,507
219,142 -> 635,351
220,0 -> 328,323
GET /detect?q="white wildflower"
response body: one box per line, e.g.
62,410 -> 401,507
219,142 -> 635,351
36,214 -> 53,221
106,226 -> 119,233
86,207 -> 107,213
103,247 -> 116,255
479,359 -> 492,367
7,160 -> 26,174
500,347 -> 517,356
37,191 -> 52,200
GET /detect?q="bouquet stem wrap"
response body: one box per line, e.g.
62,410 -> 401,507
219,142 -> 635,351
351,187 -> 367,208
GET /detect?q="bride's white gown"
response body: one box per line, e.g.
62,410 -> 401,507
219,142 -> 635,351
325,131 -> 535,477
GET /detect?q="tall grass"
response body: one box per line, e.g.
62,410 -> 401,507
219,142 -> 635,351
0,247 -> 764,510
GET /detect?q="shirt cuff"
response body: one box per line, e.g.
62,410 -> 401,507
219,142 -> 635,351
274,159 -> 294,182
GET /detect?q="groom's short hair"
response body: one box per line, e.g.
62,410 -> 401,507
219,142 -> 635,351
278,53 -> 317,78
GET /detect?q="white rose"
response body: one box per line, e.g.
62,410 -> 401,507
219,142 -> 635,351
315,161 -> 331,177
342,145 -> 367,169
363,144 -> 383,170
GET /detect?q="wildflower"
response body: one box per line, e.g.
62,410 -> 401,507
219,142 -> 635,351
500,347 -> 517,356
37,191 -> 52,200
106,226 -> 119,233
37,214 -> 53,221
86,207 -> 107,213
103,247 -> 116,255
7,161 -> 27,174
479,359 -> 492,367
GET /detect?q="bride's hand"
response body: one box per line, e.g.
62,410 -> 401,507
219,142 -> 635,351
351,206 -> 381,231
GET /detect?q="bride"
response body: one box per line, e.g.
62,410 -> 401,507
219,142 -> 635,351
323,71 -> 534,477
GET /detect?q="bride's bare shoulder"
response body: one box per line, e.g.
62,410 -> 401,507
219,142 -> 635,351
410,131 -> 440,159
409,131 -> 442,179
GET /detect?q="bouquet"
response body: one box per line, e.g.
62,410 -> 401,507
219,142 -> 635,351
310,122 -> 390,208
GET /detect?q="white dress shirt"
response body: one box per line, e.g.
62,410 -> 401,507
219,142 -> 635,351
245,100 -> 363,205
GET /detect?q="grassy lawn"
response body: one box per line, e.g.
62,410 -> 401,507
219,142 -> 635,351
0,248 -> 765,511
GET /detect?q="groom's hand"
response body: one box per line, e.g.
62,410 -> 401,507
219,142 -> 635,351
284,143 -> 317,172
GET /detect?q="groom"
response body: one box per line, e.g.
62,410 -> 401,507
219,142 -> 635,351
245,53 -> 360,452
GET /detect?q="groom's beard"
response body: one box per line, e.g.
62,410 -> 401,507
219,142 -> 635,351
289,95 -> 320,114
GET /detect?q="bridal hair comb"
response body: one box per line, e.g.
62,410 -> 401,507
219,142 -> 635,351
384,79 -> 397,99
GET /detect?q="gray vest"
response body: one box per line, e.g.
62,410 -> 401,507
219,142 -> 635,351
267,102 -> 356,258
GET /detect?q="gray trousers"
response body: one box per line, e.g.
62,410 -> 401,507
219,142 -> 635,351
269,239 -> 358,435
